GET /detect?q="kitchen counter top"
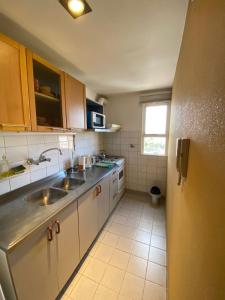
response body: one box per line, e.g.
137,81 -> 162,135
0,166 -> 116,252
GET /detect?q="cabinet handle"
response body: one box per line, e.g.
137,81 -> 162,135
98,185 -> 102,194
95,186 -> 99,196
0,123 -> 31,129
55,220 -> 61,234
47,226 -> 53,241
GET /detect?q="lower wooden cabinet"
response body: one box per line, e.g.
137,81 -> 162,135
97,176 -> 110,230
55,202 -> 80,290
78,176 -> 110,258
8,202 -> 79,300
78,186 -> 99,258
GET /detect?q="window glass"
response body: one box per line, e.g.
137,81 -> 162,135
145,105 -> 167,134
143,137 -> 166,155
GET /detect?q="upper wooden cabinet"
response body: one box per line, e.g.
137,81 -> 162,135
64,73 -> 86,130
0,33 -> 30,131
26,50 -> 67,132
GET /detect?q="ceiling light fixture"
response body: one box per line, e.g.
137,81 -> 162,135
59,0 -> 92,19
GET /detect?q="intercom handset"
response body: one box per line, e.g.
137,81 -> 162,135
176,138 -> 190,185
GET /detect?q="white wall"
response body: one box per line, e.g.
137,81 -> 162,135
0,132 -> 103,196
104,92 -> 169,195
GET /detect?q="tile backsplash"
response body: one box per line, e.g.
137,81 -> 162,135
0,132 -> 103,196
103,130 -> 167,195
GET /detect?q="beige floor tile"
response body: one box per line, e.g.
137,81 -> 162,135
126,255 -> 148,278
93,285 -> 118,300
89,241 -> 100,257
70,276 -> 98,299
134,229 -> 151,244
78,256 -> 91,274
102,232 -> 119,247
93,242 -> 114,263
151,235 -> 167,251
152,224 -> 166,237
101,265 -> 125,293
65,274 -> 82,296
132,241 -> 150,260
109,249 -> 130,270
83,257 -> 107,283
120,273 -> 145,300
111,214 -> 127,225
97,230 -> 107,242
116,236 -> 134,253
149,247 -> 167,266
143,281 -> 166,300
146,262 -> 167,287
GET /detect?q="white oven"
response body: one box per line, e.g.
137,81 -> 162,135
117,163 -> 125,193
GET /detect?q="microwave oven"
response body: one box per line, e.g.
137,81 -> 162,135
87,111 -> 106,129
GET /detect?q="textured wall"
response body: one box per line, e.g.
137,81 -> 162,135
167,1 -> 225,299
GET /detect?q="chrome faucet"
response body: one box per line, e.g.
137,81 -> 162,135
27,148 -> 62,165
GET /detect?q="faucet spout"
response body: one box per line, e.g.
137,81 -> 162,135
27,148 -> 62,166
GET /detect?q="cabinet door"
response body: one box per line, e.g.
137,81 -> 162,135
64,73 -> 86,129
97,176 -> 110,230
55,202 -> 80,290
27,50 -> 67,132
78,187 -> 98,258
8,224 -> 58,300
0,33 -> 30,131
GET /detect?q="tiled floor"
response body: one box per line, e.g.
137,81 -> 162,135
61,191 -> 167,300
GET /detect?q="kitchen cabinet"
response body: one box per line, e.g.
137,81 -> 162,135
109,169 -> 119,213
8,221 -> 58,300
97,176 -> 110,230
78,175 -> 110,258
78,186 -> 99,258
64,73 -> 86,130
0,33 -> 30,131
8,202 -> 79,300
26,50 -> 67,132
54,202 -> 80,290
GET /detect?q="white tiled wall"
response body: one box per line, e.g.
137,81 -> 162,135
103,130 -> 167,195
0,132 -> 103,196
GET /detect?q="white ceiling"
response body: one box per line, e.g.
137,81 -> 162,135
0,0 -> 188,95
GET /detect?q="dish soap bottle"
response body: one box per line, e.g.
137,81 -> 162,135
0,154 -> 9,178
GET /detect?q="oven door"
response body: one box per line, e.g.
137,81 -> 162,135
118,165 -> 125,192
92,112 -> 105,128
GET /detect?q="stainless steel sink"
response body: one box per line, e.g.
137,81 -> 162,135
53,177 -> 85,191
25,188 -> 68,206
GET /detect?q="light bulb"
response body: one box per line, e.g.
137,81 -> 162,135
68,0 -> 85,16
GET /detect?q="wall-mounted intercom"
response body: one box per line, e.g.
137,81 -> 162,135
176,138 -> 190,185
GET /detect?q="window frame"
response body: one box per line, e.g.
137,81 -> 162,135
141,101 -> 170,156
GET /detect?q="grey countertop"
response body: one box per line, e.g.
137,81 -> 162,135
0,166 -> 115,252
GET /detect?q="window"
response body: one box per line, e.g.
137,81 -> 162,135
142,102 -> 170,156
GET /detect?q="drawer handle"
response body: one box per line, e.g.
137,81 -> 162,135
55,220 -> 60,234
47,225 -> 53,241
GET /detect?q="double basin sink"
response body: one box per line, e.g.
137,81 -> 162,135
25,176 -> 85,206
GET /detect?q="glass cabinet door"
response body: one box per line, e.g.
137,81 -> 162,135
27,51 -> 66,131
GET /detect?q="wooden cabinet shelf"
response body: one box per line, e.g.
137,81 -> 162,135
35,92 -> 60,102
